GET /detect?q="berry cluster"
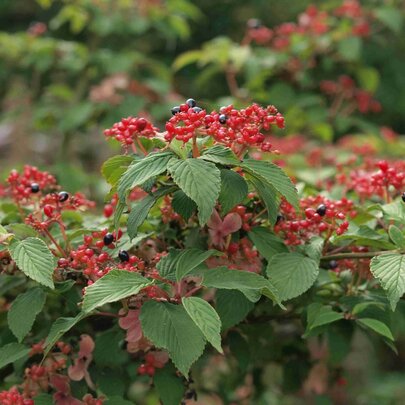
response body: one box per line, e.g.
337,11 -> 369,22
137,351 -> 169,377
0,388 -> 33,405
274,196 -> 356,245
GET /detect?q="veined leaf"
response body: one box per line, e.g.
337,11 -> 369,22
9,237 -> 55,289
157,249 -> 182,282
305,303 -> 344,336
176,248 -> 219,281
101,155 -> 134,186
154,365 -> 185,405
248,227 -> 287,260
140,301 -> 206,376
171,190 -> 197,221
357,318 -> 394,341
388,225 -> 405,249
82,270 -> 153,313
218,169 -> 248,214
249,177 -> 280,225
0,342 -> 30,369
167,158 -> 221,225
200,145 -> 240,166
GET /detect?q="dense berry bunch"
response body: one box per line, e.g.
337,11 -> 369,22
274,196 -> 355,245
0,388 -> 33,405
137,351 -> 169,377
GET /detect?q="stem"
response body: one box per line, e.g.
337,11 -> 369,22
192,135 -> 200,158
43,228 -> 67,257
135,136 -> 148,156
320,250 -> 396,262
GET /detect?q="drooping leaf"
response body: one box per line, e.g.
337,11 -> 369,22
118,151 -> 174,201
140,301 -> 206,376
8,287 -> 46,342
167,158 -> 221,225
303,237 -> 324,263
182,297 -> 223,353
82,270 -> 153,313
370,253 -> 405,310
218,169 -> 248,214
215,290 -> 254,330
175,248 -> 219,281
357,318 -> 394,341
248,227 -> 287,260
0,342 -> 30,369
266,253 -> 319,301
242,159 -> 298,208
171,190 -> 197,221
8,237 -> 55,289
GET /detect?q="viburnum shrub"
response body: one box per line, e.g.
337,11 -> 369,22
1,99 -> 405,403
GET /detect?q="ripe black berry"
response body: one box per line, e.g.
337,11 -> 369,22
119,250 -> 130,262
328,260 -> 338,270
192,106 -> 202,113
103,233 -> 114,246
171,106 -> 181,115
275,214 -> 284,225
186,98 -> 196,108
58,191 -> 69,202
402,192 -> 405,203
30,183 -> 40,193
219,114 -> 228,124
316,204 -> 327,216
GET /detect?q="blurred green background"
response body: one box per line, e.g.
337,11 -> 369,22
1,2 -> 405,402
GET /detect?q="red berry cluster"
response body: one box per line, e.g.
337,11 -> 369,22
104,117 -> 157,146
320,75 -> 381,115
274,196 -> 356,245
137,352 -> 167,377
0,388 -> 33,405
160,195 -> 182,224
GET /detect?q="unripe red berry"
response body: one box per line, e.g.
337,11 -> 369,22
43,204 -> 54,217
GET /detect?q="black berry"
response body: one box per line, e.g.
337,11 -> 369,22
328,260 -> 338,270
30,183 -> 40,193
186,98 -> 196,108
58,191 -> 69,202
219,114 -> 228,124
103,233 -> 114,246
402,192 -> 405,203
119,250 -> 130,262
316,204 -> 327,216
171,106 -> 181,115
192,106 -> 202,113
275,214 -> 284,225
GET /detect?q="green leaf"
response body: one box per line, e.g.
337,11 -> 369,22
140,301 -> 206,376
8,237 -> 55,289
171,190 -> 197,221
305,303 -> 344,335
370,253 -> 405,310
242,159 -> 298,208
176,248 -> 219,281
101,155 -> 134,186
267,253 -> 319,301
114,201 -> 126,233
127,195 -> 156,239
338,36 -> 361,61
157,249 -> 182,281
200,145 -> 240,166
375,7 -> 403,33
0,342 -> 30,369
357,318 -> 394,341
202,266 -> 281,304
218,169 -> 248,214
248,227 -> 287,260
388,225 -> 405,249
154,366 -> 186,405
303,237 -> 324,263
8,288 -> 46,342
182,297 -> 223,353
167,158 -> 221,225
215,290 -> 254,330
33,393 -> 54,405
250,177 -> 280,225
44,313 -> 86,356
117,151 -> 174,201
82,270 -> 153,313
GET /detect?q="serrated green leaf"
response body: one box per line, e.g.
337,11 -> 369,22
176,248 -> 219,281
202,266 -> 281,304
117,151 -> 174,201
215,290 -> 254,330
388,225 -> 405,249
8,288 -> 46,342
200,145 -> 240,166
357,318 -> 394,341
154,365 -> 185,405
44,313 -> 87,356
249,177 -> 280,225
248,227 -> 287,260
172,190 -> 197,221
242,159 -> 298,208
140,301 -> 206,376
127,195 -> 156,239
8,237 -> 55,289
267,253 -> 319,301
167,158 -> 221,225
114,201 -> 126,233
370,253 -> 405,311
101,155 -> 134,185
157,249 -> 182,281
0,342 -> 30,369
304,237 -> 324,263
182,297 -> 222,353
82,270 -> 153,313
218,169 -> 248,214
